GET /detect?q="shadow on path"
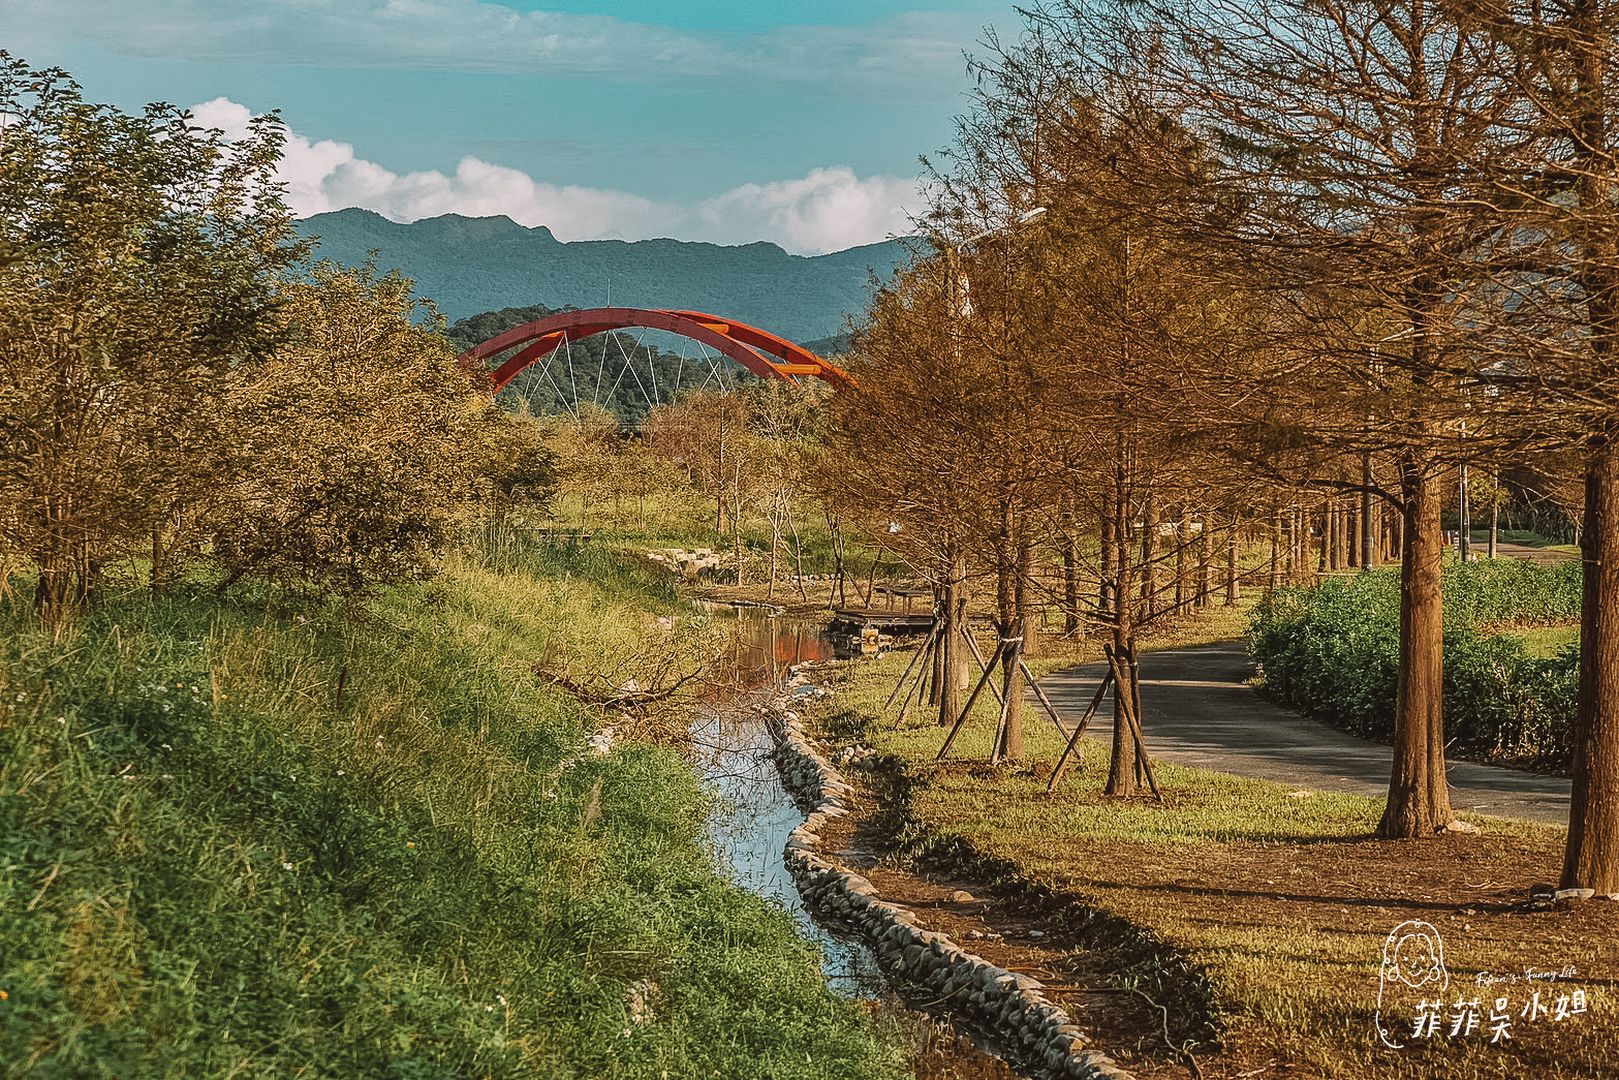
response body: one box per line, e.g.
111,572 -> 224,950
1039,640 -> 1571,825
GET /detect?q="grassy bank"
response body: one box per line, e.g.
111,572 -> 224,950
802,626 -> 1616,1078
0,540 -> 906,1078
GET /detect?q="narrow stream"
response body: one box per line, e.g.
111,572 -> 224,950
687,600 -> 1025,1078
688,601 -> 886,995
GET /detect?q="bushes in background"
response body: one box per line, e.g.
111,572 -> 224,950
1438,557 -> 1582,627
1249,560 -> 1581,771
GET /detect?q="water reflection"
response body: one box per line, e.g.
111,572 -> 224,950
690,602 -> 884,995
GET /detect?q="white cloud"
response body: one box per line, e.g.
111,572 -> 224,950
697,168 -> 922,253
192,98 -> 923,253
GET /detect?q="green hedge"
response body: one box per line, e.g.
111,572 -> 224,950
1438,556 -> 1582,627
1248,561 -> 1581,772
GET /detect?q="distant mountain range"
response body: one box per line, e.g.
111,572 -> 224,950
298,209 -> 916,344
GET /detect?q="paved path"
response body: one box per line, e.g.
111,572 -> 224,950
1488,540 -> 1577,565
1038,641 -> 1571,825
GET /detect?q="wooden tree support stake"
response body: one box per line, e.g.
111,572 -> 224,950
1047,666 -> 1113,791
1018,657 -> 1072,740
937,637 -> 1007,761
957,623 -> 1006,706
884,620 -> 939,710
894,625 -> 940,727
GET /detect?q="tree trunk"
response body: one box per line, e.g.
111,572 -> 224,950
787,509 -> 809,603
1459,464 -> 1472,562
1105,457 -> 1140,796
150,526 -> 166,593
1363,454 -> 1377,569
1141,493 -> 1159,621
1174,520 -> 1188,613
33,558 -> 73,626
929,602 -> 944,707
1489,501 -> 1499,560
1225,519 -> 1240,606
1196,526 -> 1212,607
826,512 -> 847,608
1099,506 -> 1115,621
1006,533 -> 1027,756
766,508 -> 781,599
939,547 -> 969,727
993,498 -> 1027,761
1270,510 -> 1282,591
994,635 -> 1025,763
1563,438 -> 1619,891
1285,509 -> 1297,579
1315,505 -> 1326,575
1104,639 -> 1138,797
1062,529 -> 1081,635
1378,455 -> 1453,838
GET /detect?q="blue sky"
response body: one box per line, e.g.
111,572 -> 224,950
4,1 -> 1021,252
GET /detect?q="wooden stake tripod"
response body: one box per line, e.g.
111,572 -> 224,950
884,618 -> 1007,727
1046,640 -> 1161,800
882,619 -> 942,726
935,628 -> 1072,763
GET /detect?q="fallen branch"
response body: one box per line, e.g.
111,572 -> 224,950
534,664 -> 703,710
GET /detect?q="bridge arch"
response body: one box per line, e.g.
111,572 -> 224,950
455,306 -> 855,393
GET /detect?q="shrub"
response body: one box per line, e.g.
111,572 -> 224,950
1441,557 -> 1582,627
208,261 -> 506,599
1249,564 -> 1579,771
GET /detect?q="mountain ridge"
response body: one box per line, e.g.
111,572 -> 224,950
298,208 -> 915,342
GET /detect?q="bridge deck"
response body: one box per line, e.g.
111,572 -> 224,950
829,609 -> 935,633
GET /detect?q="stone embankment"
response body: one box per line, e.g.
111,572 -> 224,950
767,691 -> 1133,1080
644,548 -> 723,579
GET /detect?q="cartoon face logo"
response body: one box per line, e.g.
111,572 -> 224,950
1376,920 -> 1449,1049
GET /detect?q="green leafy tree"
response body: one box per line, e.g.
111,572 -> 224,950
0,55 -> 299,621
209,262 -> 504,597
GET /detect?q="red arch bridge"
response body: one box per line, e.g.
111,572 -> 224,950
455,307 -> 855,413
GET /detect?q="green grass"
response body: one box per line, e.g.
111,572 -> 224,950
542,490 -> 878,579
1471,528 -> 1580,555
1503,625 -> 1581,659
0,541 -> 906,1078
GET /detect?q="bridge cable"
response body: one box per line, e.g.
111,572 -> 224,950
690,338 -> 718,395
592,334 -> 607,408
631,328 -> 660,408
672,338 -> 688,402
699,340 -> 729,393
614,330 -> 658,417
527,337 -> 576,419
562,335 -> 581,417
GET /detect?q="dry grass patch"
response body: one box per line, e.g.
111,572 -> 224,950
807,627 -> 1618,1079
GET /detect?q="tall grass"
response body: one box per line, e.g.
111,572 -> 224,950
0,543 -> 905,1077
